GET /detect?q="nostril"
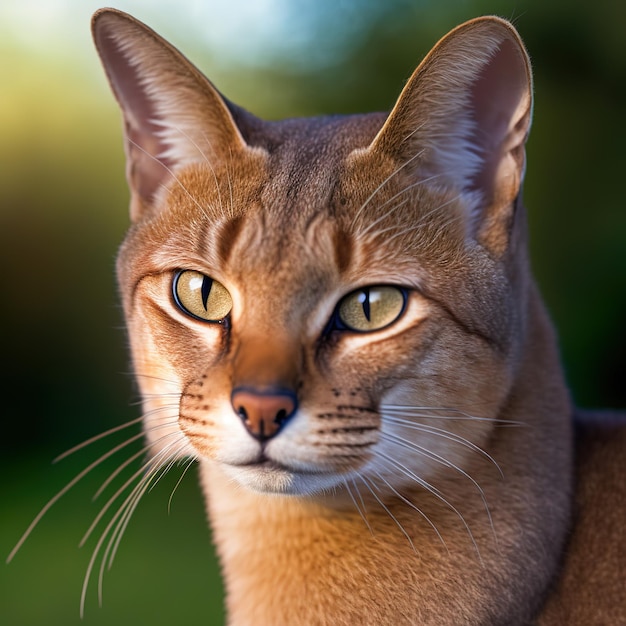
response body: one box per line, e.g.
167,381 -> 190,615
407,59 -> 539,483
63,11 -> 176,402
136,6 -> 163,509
231,387 -> 298,442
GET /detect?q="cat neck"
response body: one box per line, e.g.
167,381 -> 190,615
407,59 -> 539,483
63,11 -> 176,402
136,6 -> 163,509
200,285 -> 573,626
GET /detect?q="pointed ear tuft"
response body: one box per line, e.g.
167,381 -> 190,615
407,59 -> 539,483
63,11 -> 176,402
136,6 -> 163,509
371,17 -> 533,242
91,9 -> 251,220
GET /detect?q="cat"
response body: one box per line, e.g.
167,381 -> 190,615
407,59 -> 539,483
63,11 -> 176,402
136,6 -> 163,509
30,8 -> 626,625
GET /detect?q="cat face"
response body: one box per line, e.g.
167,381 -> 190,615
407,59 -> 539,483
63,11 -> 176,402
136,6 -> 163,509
117,134 -> 515,497
94,10 -> 531,497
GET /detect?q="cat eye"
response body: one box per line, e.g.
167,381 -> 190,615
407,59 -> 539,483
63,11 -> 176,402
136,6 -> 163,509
335,286 -> 407,333
173,270 -> 233,323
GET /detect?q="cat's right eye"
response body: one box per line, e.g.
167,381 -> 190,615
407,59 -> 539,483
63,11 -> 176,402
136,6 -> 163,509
173,270 -> 233,323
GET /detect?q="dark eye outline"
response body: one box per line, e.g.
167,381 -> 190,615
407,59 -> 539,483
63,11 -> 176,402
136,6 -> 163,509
172,269 -> 232,324
325,286 -> 408,334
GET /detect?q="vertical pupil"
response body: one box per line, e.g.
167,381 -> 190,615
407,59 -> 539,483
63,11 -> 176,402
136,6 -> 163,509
201,276 -> 213,310
359,288 -> 371,321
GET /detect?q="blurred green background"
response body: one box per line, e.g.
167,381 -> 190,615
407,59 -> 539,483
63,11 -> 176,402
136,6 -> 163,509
1,0 -> 625,624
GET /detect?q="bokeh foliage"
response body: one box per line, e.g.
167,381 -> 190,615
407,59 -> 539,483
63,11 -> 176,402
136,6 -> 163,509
1,0 -> 624,624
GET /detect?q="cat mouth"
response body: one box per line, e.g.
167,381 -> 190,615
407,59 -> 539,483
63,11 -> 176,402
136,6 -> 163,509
235,455 -> 318,475
224,456 -> 344,496
242,458 -> 290,472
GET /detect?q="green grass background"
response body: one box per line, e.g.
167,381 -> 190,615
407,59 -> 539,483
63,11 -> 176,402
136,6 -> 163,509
1,0 -> 625,624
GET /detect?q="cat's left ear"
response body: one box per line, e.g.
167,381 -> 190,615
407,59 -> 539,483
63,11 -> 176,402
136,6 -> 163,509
92,9 -> 254,221
370,17 -> 532,252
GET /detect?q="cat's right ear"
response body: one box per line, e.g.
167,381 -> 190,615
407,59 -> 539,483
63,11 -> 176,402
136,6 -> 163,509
92,9 -> 252,221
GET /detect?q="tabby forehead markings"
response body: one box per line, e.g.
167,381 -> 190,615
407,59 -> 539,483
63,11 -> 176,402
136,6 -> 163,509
215,214 -> 245,267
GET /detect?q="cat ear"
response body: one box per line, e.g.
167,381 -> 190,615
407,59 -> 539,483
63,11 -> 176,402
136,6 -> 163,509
370,17 -> 532,249
92,9 -> 250,221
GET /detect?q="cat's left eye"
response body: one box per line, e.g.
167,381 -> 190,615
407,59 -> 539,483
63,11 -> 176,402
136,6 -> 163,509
173,270 -> 232,323
335,286 -> 407,333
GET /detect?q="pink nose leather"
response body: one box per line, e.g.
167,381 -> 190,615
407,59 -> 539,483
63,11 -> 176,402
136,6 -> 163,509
231,389 -> 297,442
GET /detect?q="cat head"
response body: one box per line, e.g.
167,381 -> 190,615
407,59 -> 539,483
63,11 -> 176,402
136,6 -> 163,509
92,9 -> 532,496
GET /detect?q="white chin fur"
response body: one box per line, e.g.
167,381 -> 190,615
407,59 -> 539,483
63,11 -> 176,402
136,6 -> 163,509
222,463 -> 345,496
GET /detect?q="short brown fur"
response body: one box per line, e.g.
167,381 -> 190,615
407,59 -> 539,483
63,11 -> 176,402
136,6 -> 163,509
91,8 -> 626,625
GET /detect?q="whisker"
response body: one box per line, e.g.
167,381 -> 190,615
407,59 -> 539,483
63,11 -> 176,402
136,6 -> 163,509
97,464 -> 162,606
384,416 -> 503,477
368,191 -> 463,246
105,445 -> 187,574
166,123 -> 226,216
105,448 -> 180,566
413,191 -> 463,226
85,458 -> 163,608
198,129 -> 226,214
140,404 -> 182,422
127,137 -> 207,218
371,468 -> 448,551
358,174 -> 443,238
92,416 -> 179,500
382,404 -> 522,426
375,451 -> 483,564
79,430 -> 182,548
168,458 -> 196,515
358,199 -> 410,238
342,477 -> 374,536
130,392 -> 181,404
358,211 -> 411,240
92,421 -> 175,501
6,430 -> 145,564
148,453 -> 182,494
131,372 -> 181,387
358,474 -> 417,553
226,148 -> 235,217
381,431 -> 489,492
81,437 -> 187,613
54,416 -> 144,463
352,476 -> 373,534
380,431 -> 497,543
92,445 -> 151,503
351,147 -> 425,228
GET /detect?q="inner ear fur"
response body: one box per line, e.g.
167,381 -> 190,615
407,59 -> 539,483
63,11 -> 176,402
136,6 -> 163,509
92,8 -> 252,221
369,17 -> 533,251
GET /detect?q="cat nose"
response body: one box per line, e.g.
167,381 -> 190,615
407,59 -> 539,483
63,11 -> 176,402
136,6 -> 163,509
231,387 -> 297,442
